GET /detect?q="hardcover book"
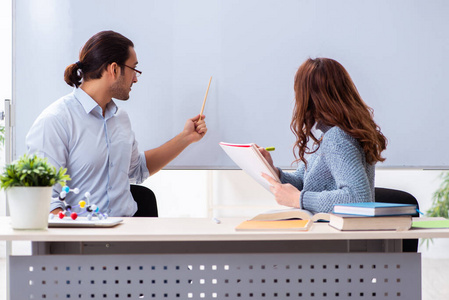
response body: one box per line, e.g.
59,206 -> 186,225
333,202 -> 417,216
329,214 -> 412,231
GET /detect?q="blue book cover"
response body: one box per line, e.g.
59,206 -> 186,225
333,202 -> 417,216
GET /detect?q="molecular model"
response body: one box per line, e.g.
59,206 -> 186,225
49,186 -> 109,221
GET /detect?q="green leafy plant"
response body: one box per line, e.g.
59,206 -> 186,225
427,172 -> 449,218
0,154 -> 70,189
420,172 -> 449,248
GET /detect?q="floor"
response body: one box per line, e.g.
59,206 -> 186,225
421,257 -> 449,299
1,254 -> 448,299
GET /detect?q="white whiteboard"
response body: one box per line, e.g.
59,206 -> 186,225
13,0 -> 449,169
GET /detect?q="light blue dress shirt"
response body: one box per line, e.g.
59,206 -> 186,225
26,88 -> 149,216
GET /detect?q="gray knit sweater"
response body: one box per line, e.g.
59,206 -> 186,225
279,125 -> 374,214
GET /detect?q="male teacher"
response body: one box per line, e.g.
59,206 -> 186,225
26,30 -> 208,217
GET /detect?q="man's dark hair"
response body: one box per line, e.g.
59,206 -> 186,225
64,31 -> 134,88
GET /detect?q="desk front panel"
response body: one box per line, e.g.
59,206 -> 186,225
10,252 -> 420,300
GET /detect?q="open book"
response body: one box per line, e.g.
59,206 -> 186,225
235,208 -> 330,231
236,208 -> 412,231
219,142 -> 280,192
249,208 -> 330,222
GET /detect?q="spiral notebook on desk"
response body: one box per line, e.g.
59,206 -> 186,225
219,142 -> 280,192
48,217 -> 123,228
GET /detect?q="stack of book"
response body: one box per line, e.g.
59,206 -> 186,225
330,202 -> 417,231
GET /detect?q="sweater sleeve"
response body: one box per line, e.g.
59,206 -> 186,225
301,130 -> 372,213
278,164 -> 306,208
279,164 -> 305,191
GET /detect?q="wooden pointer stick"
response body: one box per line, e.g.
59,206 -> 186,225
199,76 -> 212,121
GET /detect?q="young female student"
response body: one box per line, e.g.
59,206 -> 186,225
261,57 -> 387,214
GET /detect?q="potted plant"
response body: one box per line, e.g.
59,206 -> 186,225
0,154 -> 70,229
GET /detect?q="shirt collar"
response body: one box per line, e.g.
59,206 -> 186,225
73,87 -> 118,117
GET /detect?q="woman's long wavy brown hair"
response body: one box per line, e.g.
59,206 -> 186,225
291,57 -> 387,166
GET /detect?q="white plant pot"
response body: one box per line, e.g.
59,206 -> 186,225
7,186 -> 52,230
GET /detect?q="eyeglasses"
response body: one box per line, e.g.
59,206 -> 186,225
121,64 -> 142,78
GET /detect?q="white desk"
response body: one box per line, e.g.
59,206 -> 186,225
2,217 -> 448,300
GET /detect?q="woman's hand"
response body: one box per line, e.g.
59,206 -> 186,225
262,173 -> 301,208
257,145 -> 279,178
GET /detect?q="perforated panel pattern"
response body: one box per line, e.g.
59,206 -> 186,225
9,253 -> 420,299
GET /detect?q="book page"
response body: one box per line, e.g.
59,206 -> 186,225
219,142 -> 280,192
250,208 -> 314,221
